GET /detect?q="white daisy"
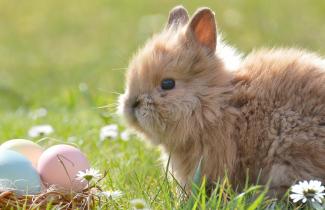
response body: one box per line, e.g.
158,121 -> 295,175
100,124 -> 118,141
28,124 -> 54,138
78,83 -> 88,92
29,107 -> 48,119
67,136 -> 77,142
75,168 -> 102,183
97,190 -> 123,200
120,130 -> 130,141
130,198 -> 150,210
290,180 -> 325,203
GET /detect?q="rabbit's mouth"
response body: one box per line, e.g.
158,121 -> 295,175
119,93 -> 166,136
133,95 -> 166,132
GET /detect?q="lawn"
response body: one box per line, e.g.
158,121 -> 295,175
1,0 -> 325,209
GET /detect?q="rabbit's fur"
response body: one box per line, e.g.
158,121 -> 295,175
119,6 -> 325,195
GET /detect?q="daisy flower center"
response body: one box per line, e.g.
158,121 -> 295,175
134,203 -> 145,209
303,189 -> 316,199
83,175 -> 94,182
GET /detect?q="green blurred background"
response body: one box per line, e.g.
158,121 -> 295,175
1,0 -> 325,113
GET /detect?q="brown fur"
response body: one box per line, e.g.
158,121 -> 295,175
119,6 -> 325,195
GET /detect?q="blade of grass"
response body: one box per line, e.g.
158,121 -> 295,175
247,186 -> 268,210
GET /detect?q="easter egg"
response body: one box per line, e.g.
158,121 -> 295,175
0,150 -> 41,195
37,144 -> 90,191
0,139 -> 43,168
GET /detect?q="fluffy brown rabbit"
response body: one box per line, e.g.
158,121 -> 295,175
118,6 -> 325,196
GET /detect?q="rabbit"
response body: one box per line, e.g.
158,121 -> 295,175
118,5 -> 325,196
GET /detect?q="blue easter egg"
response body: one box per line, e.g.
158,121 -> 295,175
0,150 -> 41,195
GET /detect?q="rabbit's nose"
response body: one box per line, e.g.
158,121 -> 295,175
132,99 -> 140,109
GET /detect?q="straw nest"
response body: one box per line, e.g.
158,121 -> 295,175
0,172 -> 107,210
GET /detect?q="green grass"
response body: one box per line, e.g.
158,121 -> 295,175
1,0 -> 325,209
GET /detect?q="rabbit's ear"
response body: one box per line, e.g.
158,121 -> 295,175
187,8 -> 217,53
166,5 -> 189,29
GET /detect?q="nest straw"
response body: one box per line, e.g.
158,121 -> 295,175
0,171 -> 108,210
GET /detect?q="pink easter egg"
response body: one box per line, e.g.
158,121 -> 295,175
37,144 -> 90,191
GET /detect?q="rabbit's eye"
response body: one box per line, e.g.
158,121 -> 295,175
161,79 -> 175,90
